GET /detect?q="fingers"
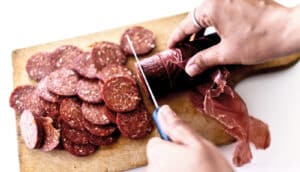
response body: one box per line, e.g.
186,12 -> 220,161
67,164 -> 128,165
167,4 -> 213,48
167,12 -> 203,48
157,105 -> 200,146
147,137 -> 181,159
185,44 -> 224,77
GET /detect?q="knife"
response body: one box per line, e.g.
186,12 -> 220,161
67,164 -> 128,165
126,35 -> 171,141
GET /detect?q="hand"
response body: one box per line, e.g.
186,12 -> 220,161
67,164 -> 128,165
145,105 -> 233,172
168,0 -> 294,77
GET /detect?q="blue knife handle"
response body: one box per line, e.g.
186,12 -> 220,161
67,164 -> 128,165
152,108 -> 171,141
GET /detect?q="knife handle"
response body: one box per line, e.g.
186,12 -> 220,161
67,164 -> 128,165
152,108 -> 171,141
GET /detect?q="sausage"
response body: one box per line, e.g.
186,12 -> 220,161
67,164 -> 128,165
135,54 -> 171,97
87,131 -> 120,146
81,103 -> 113,125
37,76 -> 60,103
10,85 -> 58,117
10,85 -> 36,115
91,41 -> 127,70
116,104 -> 153,139
52,45 -> 83,69
76,79 -> 103,103
62,135 -> 98,157
41,117 -> 60,151
102,76 -> 141,112
61,122 -> 89,144
47,68 -> 79,96
97,64 -> 135,83
83,119 -> 117,137
120,26 -> 155,55
136,33 -> 221,97
19,110 -> 44,149
59,98 -> 85,131
26,52 -> 57,81
72,52 -> 98,79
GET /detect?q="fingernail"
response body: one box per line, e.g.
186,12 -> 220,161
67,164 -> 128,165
185,63 -> 200,77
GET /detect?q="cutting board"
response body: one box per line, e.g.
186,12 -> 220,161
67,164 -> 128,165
12,13 -> 300,172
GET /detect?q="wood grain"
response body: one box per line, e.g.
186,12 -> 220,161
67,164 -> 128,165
12,13 -> 300,172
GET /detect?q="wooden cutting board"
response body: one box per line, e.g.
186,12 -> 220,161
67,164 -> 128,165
12,13 -> 300,172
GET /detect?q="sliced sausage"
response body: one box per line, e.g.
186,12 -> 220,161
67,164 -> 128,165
19,110 -> 44,149
52,45 -> 83,69
59,98 -> 85,131
96,64 -> 134,83
61,122 -> 89,144
72,52 -> 98,79
116,104 -> 153,139
81,103 -> 113,125
102,76 -> 141,112
47,68 -> 79,96
41,117 -> 60,151
83,119 -> 117,137
10,85 -> 36,115
62,135 -> 98,157
76,79 -> 103,103
87,131 -> 119,146
26,52 -> 57,81
37,76 -> 60,103
120,26 -> 155,55
91,41 -> 127,69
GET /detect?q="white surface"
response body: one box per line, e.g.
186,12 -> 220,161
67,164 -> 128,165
0,0 -> 299,171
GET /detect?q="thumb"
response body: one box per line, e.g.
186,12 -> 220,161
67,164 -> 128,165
158,105 -> 200,146
185,44 -> 224,77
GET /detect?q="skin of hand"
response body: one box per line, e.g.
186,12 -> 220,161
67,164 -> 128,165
168,0 -> 300,77
145,105 -> 233,172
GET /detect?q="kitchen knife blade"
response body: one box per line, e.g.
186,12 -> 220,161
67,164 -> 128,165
126,35 -> 170,141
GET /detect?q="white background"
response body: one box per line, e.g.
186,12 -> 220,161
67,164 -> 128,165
0,0 -> 299,171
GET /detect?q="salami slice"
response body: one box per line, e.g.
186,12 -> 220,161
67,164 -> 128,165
72,52 -> 98,79
10,85 -> 36,114
102,76 -> 141,112
9,85 -> 58,116
26,52 -> 57,81
61,122 -> 89,144
116,104 -> 153,139
87,131 -> 119,146
83,119 -> 117,137
96,64 -> 135,83
40,96 -> 59,118
59,98 -> 85,131
41,117 -> 60,151
37,76 -> 60,103
91,41 -> 127,69
76,79 -> 103,103
19,110 -> 44,149
120,26 -> 155,55
62,135 -> 98,157
52,45 -> 83,69
47,68 -> 79,96
81,103 -> 114,125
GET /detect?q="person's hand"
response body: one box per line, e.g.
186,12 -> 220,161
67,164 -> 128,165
146,105 -> 233,172
168,0 -> 292,77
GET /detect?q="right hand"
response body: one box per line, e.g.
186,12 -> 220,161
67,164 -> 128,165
146,105 -> 233,172
168,0 -> 291,77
